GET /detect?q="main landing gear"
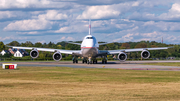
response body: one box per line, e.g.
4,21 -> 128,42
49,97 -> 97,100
102,59 -> 107,64
72,57 -> 78,64
73,59 -> 78,63
102,56 -> 107,64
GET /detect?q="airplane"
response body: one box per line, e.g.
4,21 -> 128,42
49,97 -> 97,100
10,20 -> 172,64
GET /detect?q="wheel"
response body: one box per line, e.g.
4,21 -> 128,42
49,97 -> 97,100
102,60 -> 104,64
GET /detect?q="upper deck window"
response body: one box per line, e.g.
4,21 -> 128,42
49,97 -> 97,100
86,37 -> 93,39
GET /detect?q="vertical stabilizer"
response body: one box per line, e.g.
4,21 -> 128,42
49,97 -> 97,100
89,19 -> 91,35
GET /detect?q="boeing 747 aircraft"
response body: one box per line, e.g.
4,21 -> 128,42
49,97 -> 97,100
10,20 -> 172,64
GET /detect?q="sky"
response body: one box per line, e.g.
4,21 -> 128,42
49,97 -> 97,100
1,0 -> 180,44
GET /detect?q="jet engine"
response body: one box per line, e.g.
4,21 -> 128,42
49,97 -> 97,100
30,49 -> 39,58
118,52 -> 127,61
141,50 -> 150,59
53,52 -> 62,61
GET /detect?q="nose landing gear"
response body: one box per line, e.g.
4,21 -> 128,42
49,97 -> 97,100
82,57 -> 97,64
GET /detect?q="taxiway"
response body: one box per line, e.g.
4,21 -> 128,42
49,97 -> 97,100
1,60 -> 180,71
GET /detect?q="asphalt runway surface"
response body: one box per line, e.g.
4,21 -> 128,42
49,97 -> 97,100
1,60 -> 180,71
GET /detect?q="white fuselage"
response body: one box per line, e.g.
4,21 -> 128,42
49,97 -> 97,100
81,35 -> 99,58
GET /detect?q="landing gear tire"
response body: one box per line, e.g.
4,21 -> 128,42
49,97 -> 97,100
93,60 -> 97,64
102,60 -> 107,64
73,60 -> 78,64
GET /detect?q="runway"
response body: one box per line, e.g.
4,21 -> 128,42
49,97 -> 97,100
1,60 -> 180,71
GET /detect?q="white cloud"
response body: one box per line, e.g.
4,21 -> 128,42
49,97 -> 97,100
16,31 -> 38,35
143,21 -> 180,31
55,21 -> 88,33
112,31 -> 180,44
0,0 -> 73,9
55,25 -> 87,33
113,33 -> 134,42
77,5 -> 120,19
4,19 -> 52,31
0,36 -> 28,41
158,3 -> 180,21
59,36 -> 74,41
38,10 -> 68,20
0,11 -> 17,19
170,3 -> 180,12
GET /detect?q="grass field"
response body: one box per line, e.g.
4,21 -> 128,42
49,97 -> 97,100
0,66 -> 180,101
144,62 -> 180,67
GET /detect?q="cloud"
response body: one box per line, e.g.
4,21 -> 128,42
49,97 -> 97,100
0,36 -> 28,41
38,10 -> 68,20
4,19 -> 53,31
143,21 -> 180,31
77,5 -> 120,19
55,20 -> 89,33
55,25 -> 87,33
59,36 -> 74,41
70,0 -> 137,5
158,3 -> 180,21
0,11 -> 17,19
0,0 -> 74,10
16,31 -> 38,35
112,31 -> 180,43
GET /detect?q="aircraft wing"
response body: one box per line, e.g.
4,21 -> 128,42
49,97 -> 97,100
98,42 -> 115,45
107,47 -> 173,54
9,46 -> 81,55
65,41 -> 81,45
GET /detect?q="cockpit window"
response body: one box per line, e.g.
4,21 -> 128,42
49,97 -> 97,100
86,37 -> 93,39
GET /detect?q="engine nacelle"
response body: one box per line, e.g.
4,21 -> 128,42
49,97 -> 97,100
53,52 -> 62,61
30,49 -> 39,59
141,50 -> 150,59
118,52 -> 127,61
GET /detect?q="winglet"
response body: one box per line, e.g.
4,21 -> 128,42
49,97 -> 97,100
89,19 -> 91,35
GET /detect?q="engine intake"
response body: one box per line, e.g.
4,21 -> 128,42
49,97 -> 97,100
30,50 -> 39,59
141,50 -> 150,59
53,52 -> 62,61
118,52 -> 127,61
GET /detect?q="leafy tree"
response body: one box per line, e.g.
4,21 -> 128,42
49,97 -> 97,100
35,42 -> 43,47
7,41 -> 20,46
0,41 -> 5,51
135,43 -> 147,48
107,43 -> 115,50
65,44 -> 80,50
21,41 -> 33,47
121,43 -> 130,49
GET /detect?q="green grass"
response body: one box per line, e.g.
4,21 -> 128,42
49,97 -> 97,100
0,66 -> 180,101
143,62 -> 180,67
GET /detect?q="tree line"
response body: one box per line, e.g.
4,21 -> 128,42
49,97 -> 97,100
0,40 -> 179,61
